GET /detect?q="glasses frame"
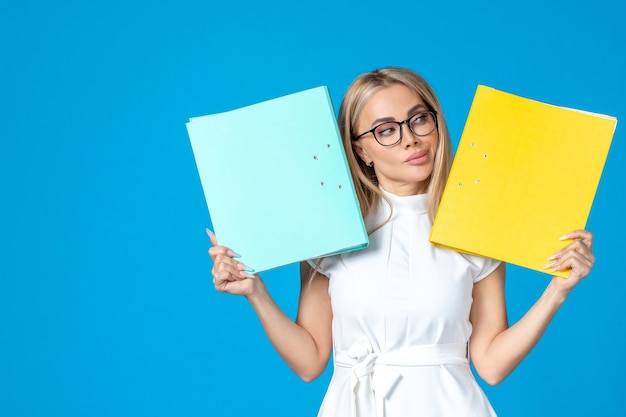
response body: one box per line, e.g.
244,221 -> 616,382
352,110 -> 438,147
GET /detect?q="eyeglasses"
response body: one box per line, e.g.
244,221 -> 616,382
352,111 -> 438,146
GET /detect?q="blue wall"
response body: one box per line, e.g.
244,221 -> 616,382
1,0 -> 624,416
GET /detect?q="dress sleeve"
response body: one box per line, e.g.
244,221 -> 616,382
306,256 -> 339,278
461,254 -> 502,283
306,258 -> 321,271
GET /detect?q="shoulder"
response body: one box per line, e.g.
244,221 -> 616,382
305,256 -> 339,278
456,253 -> 502,283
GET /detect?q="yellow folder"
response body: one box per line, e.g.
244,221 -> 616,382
429,85 -> 617,277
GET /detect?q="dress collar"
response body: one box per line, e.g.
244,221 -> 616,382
379,186 -> 428,214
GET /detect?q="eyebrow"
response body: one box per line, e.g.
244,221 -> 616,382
369,104 -> 428,127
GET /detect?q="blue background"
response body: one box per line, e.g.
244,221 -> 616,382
1,0 -> 624,416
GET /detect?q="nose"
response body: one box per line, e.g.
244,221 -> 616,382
401,121 -> 420,147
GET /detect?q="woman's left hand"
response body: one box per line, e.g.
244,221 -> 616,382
545,229 -> 595,293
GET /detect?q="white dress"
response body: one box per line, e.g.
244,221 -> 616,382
311,188 -> 501,417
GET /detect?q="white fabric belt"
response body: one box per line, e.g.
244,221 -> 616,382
334,338 -> 469,417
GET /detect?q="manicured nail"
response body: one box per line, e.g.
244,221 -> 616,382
227,250 -> 241,258
206,228 -> 215,238
559,233 -> 573,241
237,263 -> 253,271
240,271 -> 256,279
547,252 -> 561,261
542,261 -> 556,269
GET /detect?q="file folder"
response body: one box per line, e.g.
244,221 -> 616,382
186,86 -> 369,273
430,85 -> 616,277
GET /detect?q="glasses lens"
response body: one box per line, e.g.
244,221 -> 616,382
409,112 -> 436,136
373,122 -> 401,145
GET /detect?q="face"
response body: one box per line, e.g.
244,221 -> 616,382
353,84 -> 439,196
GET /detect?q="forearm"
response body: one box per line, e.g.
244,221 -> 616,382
475,278 -> 568,384
246,279 -> 329,382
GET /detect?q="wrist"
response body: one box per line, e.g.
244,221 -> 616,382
544,278 -> 570,307
245,277 -> 268,304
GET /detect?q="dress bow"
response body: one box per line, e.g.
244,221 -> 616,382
347,337 -> 401,417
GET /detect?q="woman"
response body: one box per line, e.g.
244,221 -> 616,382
208,67 -> 595,416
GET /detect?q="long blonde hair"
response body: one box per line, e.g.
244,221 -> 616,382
307,68 -> 453,282
338,67 -> 453,224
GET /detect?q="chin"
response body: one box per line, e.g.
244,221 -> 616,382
408,167 -> 434,182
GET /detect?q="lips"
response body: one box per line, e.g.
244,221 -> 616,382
404,151 -> 428,164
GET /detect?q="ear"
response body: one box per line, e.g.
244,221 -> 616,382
352,140 -> 373,166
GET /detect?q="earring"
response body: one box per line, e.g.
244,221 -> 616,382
366,161 -> 373,167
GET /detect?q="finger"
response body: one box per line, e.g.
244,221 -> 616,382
214,268 -> 256,290
214,253 -> 250,272
214,273 -> 241,291
213,254 -> 245,273
206,228 -> 219,246
548,231 -> 594,262
213,255 -> 255,281
208,245 -> 225,258
558,240 -> 595,265
213,264 -> 242,289
206,229 -> 241,257
544,244 -> 595,272
561,238 -> 592,258
558,251 -> 593,271
208,245 -> 240,260
560,230 -> 594,251
551,249 -> 595,277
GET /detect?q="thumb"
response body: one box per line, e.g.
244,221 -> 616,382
206,228 -> 218,246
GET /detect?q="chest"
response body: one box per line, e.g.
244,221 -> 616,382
328,220 -> 475,324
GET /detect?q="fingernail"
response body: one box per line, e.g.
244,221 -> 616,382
240,271 -> 256,279
206,228 -> 215,238
547,252 -> 560,261
227,250 -> 241,258
542,261 -> 556,269
237,263 -> 253,271
559,233 -> 573,241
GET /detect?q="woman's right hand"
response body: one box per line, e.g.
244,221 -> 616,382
207,229 -> 259,296
207,229 -> 332,382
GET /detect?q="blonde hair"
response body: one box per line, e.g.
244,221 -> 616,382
338,67 -> 453,224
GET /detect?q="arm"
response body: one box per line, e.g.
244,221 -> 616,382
469,230 -> 595,386
208,230 -> 332,382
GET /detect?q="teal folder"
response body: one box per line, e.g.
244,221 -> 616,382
186,86 -> 369,273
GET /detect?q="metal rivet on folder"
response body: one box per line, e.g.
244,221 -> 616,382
338,185 -> 342,189
327,144 -> 331,148
483,154 -> 488,158
320,182 -> 324,186
458,182 -> 463,187
471,142 -> 475,147
475,179 -> 481,184
313,155 -> 318,160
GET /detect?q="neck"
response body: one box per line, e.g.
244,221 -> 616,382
379,180 -> 428,196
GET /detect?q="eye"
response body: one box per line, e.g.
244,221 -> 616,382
375,123 -> 397,137
410,112 -> 429,126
